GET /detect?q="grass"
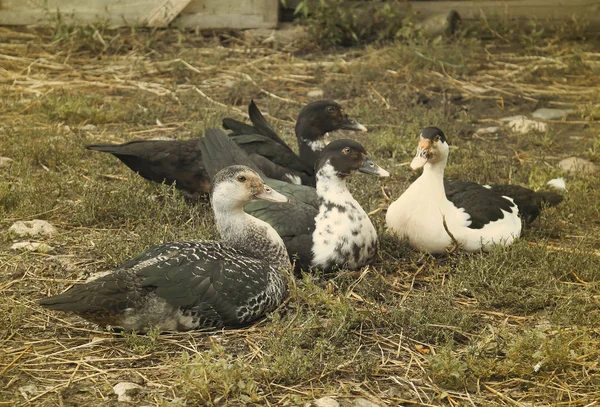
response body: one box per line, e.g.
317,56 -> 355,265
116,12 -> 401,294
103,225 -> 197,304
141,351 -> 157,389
1,17 -> 600,406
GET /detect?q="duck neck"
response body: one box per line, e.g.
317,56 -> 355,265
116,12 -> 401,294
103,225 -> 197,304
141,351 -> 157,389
315,162 -> 353,204
419,156 -> 448,199
212,203 -> 290,270
296,121 -> 326,167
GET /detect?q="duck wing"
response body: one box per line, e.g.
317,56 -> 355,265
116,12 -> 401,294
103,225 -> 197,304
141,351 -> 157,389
248,154 -> 314,186
223,100 -> 289,147
231,133 -> 315,182
223,101 -> 314,183
444,180 -> 516,229
87,139 -> 209,198
40,241 -> 285,329
445,180 -> 563,225
487,184 -> 563,224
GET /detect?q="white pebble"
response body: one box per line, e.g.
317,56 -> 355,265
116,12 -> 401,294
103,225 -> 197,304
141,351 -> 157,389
9,219 -> 57,237
546,177 -> 567,191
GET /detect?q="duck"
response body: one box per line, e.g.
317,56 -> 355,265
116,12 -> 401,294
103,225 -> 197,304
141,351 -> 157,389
386,127 -> 563,254
86,100 -> 366,200
232,106 -> 563,225
86,138 -> 208,200
200,128 -> 390,273
39,165 -> 291,332
223,100 -> 367,187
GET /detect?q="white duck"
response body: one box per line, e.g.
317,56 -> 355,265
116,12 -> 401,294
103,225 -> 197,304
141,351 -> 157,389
386,127 -> 522,253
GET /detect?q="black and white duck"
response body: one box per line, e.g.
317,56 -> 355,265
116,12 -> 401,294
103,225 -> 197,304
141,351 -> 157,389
200,129 -> 389,273
223,100 -> 367,187
86,100 -> 366,200
39,165 -> 291,332
386,127 -> 563,253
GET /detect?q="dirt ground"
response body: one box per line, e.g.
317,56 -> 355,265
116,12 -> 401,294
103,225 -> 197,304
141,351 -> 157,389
1,19 -> 599,406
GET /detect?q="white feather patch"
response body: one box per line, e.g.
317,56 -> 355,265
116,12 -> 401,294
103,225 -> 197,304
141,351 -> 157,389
546,177 -> 567,191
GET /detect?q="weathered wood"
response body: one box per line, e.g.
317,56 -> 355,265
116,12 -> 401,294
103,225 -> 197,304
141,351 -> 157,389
178,0 -> 279,29
0,0 -> 151,26
146,0 -> 193,27
284,0 -> 600,23
408,0 -> 600,22
0,0 -> 279,29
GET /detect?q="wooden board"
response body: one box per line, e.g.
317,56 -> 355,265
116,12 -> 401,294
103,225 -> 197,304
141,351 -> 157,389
408,0 -> 600,22
284,0 -> 600,23
0,0 -> 279,28
178,0 -> 279,29
146,0 -> 194,27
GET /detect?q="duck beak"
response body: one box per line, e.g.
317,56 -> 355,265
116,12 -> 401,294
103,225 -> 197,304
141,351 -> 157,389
410,138 -> 432,170
254,184 -> 289,203
359,157 -> 391,177
341,115 -> 368,132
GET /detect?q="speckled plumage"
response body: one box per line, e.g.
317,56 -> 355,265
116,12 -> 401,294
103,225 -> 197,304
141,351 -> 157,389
40,165 -> 290,332
200,131 -> 389,273
311,163 -> 378,270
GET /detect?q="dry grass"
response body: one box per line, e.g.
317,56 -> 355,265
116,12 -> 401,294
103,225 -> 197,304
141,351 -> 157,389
1,18 -> 600,406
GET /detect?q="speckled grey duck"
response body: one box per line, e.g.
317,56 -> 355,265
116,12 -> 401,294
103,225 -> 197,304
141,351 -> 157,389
39,166 -> 291,332
200,129 -> 390,273
86,100 -> 365,200
223,99 -> 367,187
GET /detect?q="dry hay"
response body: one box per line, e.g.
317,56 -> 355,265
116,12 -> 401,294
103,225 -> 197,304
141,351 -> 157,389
1,23 -> 600,406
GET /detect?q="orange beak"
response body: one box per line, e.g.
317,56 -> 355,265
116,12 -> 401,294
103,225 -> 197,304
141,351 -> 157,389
410,138 -> 432,170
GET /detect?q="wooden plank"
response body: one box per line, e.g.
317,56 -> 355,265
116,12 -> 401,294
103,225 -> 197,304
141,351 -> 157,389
146,0 -> 193,27
408,0 -> 600,22
177,0 -> 279,29
0,0 -> 279,28
284,0 -> 600,23
0,0 -> 155,26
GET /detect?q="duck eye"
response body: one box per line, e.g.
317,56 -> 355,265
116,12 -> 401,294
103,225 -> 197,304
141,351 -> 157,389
326,106 -> 336,113
237,175 -> 246,182
342,147 -> 352,155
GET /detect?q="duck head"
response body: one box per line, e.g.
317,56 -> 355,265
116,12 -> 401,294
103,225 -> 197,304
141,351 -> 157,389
296,100 -> 367,141
316,139 -> 390,179
211,165 -> 289,209
410,127 -> 449,170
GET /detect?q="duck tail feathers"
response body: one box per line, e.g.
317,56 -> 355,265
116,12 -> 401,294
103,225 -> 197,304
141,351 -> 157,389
538,191 -> 563,207
200,128 -> 264,179
39,291 -> 85,312
248,100 -> 288,147
86,144 -> 120,153
222,118 -> 257,135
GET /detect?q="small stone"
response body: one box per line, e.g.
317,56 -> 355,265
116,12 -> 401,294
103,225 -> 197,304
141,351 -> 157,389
81,124 -> 98,131
113,382 -> 143,402
18,384 -> 39,399
558,157 -> 598,174
474,126 -> 500,136
309,397 -> 340,407
0,157 -> 14,167
9,219 -> 57,237
307,89 -> 325,98
532,108 -> 576,120
11,241 -> 54,253
244,23 -> 308,45
48,255 -> 78,272
500,115 -> 547,134
546,177 -> 567,191
348,398 -> 381,407
462,84 -> 487,94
